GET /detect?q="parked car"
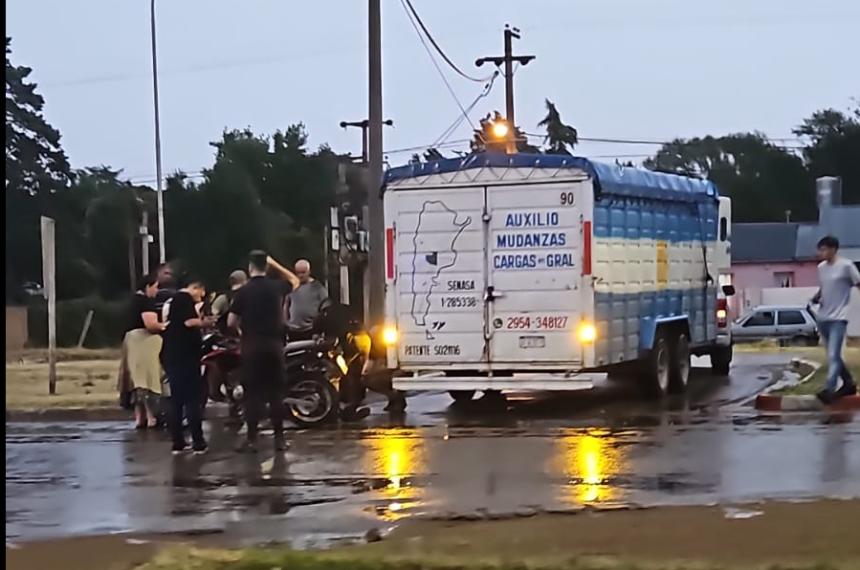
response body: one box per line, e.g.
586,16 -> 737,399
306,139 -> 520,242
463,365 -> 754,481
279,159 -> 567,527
731,305 -> 819,345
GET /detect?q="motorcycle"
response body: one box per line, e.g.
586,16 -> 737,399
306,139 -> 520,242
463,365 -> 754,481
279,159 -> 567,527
200,331 -> 242,421
199,330 -> 341,428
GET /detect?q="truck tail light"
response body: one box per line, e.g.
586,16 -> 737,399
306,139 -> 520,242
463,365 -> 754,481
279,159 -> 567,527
385,228 -> 395,280
582,221 -> 592,276
717,298 -> 728,328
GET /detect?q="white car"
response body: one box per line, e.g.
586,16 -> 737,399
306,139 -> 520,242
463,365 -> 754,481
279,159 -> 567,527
731,305 -> 819,345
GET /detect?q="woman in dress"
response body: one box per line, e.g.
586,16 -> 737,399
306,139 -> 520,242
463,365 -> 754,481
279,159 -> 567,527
118,273 -> 168,428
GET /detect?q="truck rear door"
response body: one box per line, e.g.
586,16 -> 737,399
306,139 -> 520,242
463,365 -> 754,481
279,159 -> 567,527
390,186 -> 486,365
486,183 -> 587,364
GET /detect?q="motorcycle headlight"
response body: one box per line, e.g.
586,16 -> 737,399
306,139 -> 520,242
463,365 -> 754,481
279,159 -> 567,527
335,354 -> 349,375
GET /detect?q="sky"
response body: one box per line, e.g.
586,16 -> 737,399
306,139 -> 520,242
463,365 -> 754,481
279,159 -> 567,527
6,0 -> 859,185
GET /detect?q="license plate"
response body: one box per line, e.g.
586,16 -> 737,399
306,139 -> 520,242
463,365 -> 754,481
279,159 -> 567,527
519,335 -> 546,349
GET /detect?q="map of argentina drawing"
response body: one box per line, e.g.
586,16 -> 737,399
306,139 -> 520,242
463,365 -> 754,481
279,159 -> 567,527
410,201 -> 472,338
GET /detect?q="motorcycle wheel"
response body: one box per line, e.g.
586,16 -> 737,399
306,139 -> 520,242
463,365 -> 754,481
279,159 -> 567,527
285,376 -> 338,427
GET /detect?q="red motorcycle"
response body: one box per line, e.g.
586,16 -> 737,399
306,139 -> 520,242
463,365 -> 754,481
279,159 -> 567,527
200,331 -> 243,422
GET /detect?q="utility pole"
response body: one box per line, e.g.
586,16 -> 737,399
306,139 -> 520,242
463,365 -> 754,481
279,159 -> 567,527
150,0 -> 166,263
476,25 -> 535,153
366,0 -> 385,328
340,119 -> 393,163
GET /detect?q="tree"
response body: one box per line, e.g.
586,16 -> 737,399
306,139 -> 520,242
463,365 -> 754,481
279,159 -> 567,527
537,99 -> 578,155
5,37 -> 70,195
6,37 -> 73,300
162,126 -> 346,289
80,167 -> 146,297
644,134 -> 814,223
793,104 -> 860,205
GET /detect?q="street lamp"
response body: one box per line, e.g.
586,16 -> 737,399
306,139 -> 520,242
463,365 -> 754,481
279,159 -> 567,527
491,119 -> 510,140
150,0 -> 166,263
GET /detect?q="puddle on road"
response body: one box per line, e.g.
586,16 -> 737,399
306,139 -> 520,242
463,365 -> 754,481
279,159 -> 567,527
556,428 -> 624,504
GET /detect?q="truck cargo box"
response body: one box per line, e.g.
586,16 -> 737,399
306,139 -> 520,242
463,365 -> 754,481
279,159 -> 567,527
382,153 -> 724,394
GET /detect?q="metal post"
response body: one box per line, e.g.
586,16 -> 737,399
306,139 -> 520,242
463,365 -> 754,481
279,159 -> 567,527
40,217 -> 57,395
150,0 -> 166,263
366,0 -> 385,327
77,310 -> 95,349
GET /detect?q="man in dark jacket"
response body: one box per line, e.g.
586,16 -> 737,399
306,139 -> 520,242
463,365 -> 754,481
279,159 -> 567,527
228,250 -> 289,453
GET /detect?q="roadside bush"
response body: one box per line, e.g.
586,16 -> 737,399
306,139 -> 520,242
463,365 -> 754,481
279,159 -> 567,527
27,296 -> 130,348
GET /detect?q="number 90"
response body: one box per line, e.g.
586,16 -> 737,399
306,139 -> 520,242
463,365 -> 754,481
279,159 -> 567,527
560,192 -> 575,205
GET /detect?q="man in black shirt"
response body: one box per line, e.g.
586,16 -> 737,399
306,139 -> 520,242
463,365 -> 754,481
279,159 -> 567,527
162,277 -> 214,454
228,250 -> 288,453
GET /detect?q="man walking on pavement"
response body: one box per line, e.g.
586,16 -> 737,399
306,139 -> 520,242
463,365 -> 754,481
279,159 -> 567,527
161,277 -> 214,454
285,259 -> 329,341
811,235 -> 860,404
229,250 -> 289,453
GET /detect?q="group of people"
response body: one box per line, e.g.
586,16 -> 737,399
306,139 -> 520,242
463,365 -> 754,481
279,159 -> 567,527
118,250 -> 335,455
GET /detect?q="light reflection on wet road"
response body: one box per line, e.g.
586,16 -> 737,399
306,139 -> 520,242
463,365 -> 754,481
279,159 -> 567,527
6,353 -> 860,545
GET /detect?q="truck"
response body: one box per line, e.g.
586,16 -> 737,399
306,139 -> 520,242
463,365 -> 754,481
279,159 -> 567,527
380,153 -> 734,400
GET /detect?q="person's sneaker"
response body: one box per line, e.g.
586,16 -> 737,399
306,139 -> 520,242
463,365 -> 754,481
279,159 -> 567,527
192,443 -> 208,455
235,440 -> 258,454
835,383 -> 858,398
171,443 -> 189,455
816,389 -> 835,405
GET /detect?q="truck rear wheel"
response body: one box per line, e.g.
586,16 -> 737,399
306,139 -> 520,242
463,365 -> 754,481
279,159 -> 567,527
669,333 -> 690,393
711,345 -> 732,376
643,333 -> 671,396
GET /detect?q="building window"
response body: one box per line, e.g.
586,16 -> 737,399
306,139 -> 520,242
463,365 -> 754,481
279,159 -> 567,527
774,271 -> 794,288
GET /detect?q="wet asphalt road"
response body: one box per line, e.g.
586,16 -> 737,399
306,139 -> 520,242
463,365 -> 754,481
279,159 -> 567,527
6,353 -> 860,546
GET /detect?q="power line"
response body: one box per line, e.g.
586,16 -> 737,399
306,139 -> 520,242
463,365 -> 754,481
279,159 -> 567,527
401,0 -> 493,84
432,71 -> 499,147
399,0 -> 477,132
522,132 -> 805,150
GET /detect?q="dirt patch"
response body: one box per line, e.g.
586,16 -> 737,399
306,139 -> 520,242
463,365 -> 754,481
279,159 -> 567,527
6,533 -> 185,570
6,347 -> 120,363
5,358 -> 120,411
353,499 -> 860,567
18,500 -> 855,570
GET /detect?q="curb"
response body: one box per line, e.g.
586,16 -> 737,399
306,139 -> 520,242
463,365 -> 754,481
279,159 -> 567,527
755,394 -> 860,412
6,407 -> 128,422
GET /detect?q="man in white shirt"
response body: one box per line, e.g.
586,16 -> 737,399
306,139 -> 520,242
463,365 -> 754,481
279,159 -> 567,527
811,235 -> 860,403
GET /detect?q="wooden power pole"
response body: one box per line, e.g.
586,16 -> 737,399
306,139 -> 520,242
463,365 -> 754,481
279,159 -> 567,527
366,0 -> 385,328
476,25 -> 535,153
